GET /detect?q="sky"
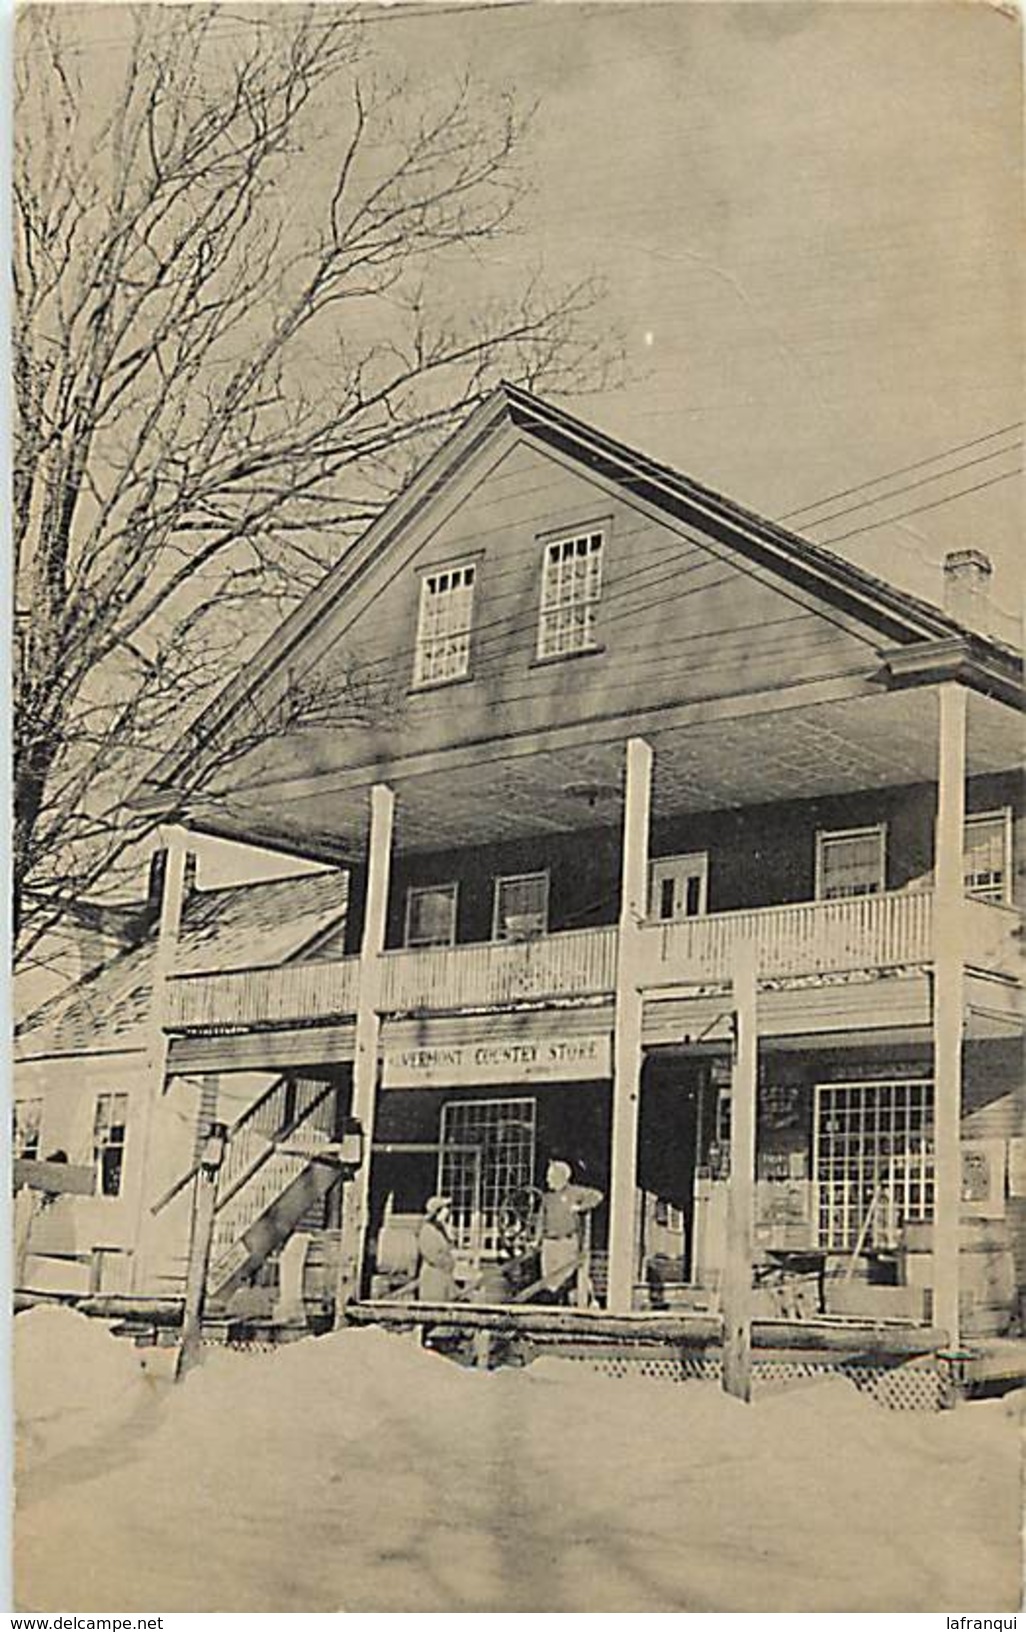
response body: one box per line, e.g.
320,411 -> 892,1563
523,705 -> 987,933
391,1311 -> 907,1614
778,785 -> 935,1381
378,0 -> 1022,626
10,0 -> 1023,899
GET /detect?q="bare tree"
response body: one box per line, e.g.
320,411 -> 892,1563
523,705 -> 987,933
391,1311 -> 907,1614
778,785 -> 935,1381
12,2 -> 613,968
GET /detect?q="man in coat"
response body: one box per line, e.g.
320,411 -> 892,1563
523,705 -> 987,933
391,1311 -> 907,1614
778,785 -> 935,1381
539,1159 -> 603,1306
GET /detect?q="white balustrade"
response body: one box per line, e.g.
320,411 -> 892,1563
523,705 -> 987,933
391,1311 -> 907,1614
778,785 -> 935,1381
166,892 -> 1019,1032
166,957 -> 359,1031
639,890 -> 935,987
379,926 -> 619,1013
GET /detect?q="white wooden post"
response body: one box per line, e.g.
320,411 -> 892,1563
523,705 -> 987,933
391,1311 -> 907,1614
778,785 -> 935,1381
722,941 -> 757,1401
932,683 -> 967,1345
336,783 -> 394,1319
607,736 -> 653,1314
131,831 -> 191,1292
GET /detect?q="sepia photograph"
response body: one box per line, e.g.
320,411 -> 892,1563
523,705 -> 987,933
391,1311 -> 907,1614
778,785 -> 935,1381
10,0 -> 1025,1614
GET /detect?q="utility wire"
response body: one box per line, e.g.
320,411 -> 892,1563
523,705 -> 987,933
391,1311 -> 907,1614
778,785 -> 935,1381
779,421 -> 1022,521
821,465 -> 1021,548
781,442 -> 1021,533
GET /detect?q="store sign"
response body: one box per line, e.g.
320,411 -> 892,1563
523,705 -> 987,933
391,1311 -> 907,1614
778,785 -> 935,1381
383,1033 -> 611,1089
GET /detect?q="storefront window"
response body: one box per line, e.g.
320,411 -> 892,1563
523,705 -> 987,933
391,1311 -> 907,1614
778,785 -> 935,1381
438,1096 -> 536,1255
814,1078 -> 933,1250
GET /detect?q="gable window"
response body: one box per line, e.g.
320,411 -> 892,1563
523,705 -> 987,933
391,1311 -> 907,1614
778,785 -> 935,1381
94,1092 -> 128,1197
537,530 -> 604,659
413,563 -> 476,686
13,1098 -> 42,1161
405,883 -> 458,949
815,825 -> 886,901
493,872 -> 549,941
964,809 -> 1012,903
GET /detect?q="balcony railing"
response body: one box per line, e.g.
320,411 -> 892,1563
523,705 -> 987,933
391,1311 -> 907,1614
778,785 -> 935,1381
638,890 -> 935,988
379,925 -> 619,1013
163,891 -> 1019,1033
166,957 -> 359,1032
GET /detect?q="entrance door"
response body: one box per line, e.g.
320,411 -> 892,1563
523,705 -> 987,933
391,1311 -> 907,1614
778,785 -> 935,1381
649,853 -> 708,921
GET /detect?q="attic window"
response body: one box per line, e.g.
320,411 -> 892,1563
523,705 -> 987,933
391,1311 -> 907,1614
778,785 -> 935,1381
414,563 -> 476,687
537,531 -> 604,659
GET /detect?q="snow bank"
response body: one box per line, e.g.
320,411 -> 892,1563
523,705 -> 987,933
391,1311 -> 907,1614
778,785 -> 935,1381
15,1324 -> 1024,1613
15,1306 -> 154,1465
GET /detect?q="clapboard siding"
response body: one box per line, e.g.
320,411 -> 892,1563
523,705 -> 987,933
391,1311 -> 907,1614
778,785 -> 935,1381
299,440 -> 880,765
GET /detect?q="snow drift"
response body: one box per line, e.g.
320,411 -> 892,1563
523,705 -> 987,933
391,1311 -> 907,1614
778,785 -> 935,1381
15,1321 -> 1024,1612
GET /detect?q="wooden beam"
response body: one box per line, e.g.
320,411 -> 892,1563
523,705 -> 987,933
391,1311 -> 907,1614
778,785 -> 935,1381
722,941 -> 758,1401
345,1299 -> 948,1356
13,1159 -> 95,1196
130,830 -> 192,1293
336,784 -> 394,1315
932,683 -> 967,1345
178,1122 -> 227,1376
607,736 -> 652,1313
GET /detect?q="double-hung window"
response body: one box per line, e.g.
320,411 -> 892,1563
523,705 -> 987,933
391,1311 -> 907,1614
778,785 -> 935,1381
537,530 -> 604,659
13,1097 -> 42,1161
413,563 -> 476,686
963,809 -> 1012,903
493,872 -> 549,940
405,883 -> 458,949
94,1092 -> 129,1197
815,824 -> 886,900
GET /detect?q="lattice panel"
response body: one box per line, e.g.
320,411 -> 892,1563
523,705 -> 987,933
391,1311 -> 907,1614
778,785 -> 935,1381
555,1350 -> 945,1411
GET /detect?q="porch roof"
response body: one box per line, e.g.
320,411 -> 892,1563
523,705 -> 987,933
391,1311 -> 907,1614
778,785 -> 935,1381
177,678 -> 1021,867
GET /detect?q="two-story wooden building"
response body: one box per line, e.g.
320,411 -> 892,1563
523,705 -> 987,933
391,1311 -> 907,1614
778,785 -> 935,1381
84,385 -> 1025,1341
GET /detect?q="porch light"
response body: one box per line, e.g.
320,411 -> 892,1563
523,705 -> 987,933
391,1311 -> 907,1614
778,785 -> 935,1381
563,780 -> 621,810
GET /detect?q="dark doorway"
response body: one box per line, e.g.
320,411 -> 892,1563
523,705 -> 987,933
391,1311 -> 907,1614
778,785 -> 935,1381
637,1058 -> 701,1286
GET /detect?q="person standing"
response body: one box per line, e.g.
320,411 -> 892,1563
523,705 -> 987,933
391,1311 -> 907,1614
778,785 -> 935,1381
539,1159 -> 603,1305
417,1195 -> 456,1302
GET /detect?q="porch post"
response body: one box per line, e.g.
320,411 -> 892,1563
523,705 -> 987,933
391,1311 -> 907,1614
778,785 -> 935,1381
131,829 -> 192,1292
607,736 -> 653,1314
722,941 -> 757,1401
932,684 -> 967,1345
336,782 -> 394,1318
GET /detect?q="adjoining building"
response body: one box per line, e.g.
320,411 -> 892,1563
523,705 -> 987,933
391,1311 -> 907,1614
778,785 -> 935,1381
19,385 -> 1024,1346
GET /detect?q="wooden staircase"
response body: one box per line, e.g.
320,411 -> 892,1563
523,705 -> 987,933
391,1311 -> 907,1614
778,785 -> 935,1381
206,1076 -> 341,1307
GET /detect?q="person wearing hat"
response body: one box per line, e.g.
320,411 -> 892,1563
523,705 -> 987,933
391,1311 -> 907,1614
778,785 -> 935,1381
417,1195 -> 456,1302
539,1159 -> 603,1305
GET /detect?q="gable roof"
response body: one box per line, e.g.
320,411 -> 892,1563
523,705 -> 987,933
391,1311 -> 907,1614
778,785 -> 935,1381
139,382 -> 1023,805
14,870 -> 348,1060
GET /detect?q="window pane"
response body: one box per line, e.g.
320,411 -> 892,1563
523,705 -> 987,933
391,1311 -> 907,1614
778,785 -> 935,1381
964,813 -> 1008,901
407,886 -> 456,947
439,1097 -> 536,1255
13,1099 -> 42,1159
816,1079 -> 934,1250
538,531 -> 604,659
495,874 -> 548,938
818,828 -> 883,899
414,563 -> 476,685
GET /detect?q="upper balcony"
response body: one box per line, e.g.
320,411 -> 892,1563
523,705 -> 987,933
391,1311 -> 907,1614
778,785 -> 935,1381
163,888 -> 1021,1034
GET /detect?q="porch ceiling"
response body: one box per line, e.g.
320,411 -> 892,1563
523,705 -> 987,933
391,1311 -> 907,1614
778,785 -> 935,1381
186,684 -> 1021,864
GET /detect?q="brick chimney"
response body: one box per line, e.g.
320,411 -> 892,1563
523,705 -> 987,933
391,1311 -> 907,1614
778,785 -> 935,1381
943,548 -> 993,633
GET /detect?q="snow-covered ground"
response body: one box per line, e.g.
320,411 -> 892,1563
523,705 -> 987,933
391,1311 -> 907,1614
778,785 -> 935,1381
14,1307 -> 1024,1612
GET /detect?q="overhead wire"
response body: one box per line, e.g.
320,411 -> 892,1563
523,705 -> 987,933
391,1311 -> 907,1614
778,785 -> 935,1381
778,420 -> 1023,521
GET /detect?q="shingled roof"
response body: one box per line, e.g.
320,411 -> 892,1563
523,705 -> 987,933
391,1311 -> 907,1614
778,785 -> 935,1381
15,870 -> 348,1060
